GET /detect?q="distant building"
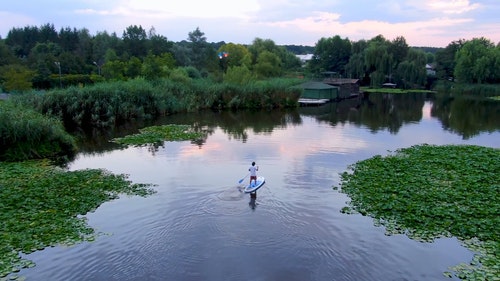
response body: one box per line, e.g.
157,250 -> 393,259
426,64 -> 436,76
323,78 -> 360,98
296,54 -> 314,65
296,81 -> 339,100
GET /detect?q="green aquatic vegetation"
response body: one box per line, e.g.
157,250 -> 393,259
360,86 -> 434,94
338,144 -> 499,280
0,160 -> 155,278
112,124 -> 205,146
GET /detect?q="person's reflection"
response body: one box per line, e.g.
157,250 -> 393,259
249,193 -> 257,210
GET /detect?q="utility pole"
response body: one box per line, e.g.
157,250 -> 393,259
54,61 -> 62,87
93,61 -> 102,76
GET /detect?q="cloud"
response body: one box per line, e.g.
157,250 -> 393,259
263,11 -> 476,44
424,0 -> 481,14
77,0 -> 260,19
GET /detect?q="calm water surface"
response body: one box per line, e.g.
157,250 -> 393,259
21,93 -> 499,281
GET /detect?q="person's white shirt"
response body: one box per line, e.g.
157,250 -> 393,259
249,165 -> 258,176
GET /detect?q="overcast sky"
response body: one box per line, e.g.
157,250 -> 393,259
1,0 -> 499,47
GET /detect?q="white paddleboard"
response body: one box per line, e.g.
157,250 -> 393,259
244,176 -> 265,193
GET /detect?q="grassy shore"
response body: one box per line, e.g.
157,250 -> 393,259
360,86 -> 435,94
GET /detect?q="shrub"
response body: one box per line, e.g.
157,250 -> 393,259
0,102 -> 77,161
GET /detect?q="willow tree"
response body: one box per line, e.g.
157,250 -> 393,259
364,36 -> 393,87
454,37 -> 498,84
396,49 -> 427,89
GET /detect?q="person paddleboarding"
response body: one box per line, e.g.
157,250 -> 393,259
248,161 -> 259,186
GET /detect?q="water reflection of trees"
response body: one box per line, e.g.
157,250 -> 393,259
73,92 -> 498,154
301,92 -> 499,139
300,93 -> 426,134
73,109 -> 303,154
431,94 -> 500,139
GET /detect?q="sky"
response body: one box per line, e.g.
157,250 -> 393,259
1,0 -> 499,48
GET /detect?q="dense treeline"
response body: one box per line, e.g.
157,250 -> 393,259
0,23 -> 304,92
310,35 -> 500,89
1,23 -> 499,94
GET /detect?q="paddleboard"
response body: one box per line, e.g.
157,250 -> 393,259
244,176 -> 265,193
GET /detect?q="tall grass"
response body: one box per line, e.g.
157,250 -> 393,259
433,81 -> 500,97
13,77 -> 303,128
0,102 -> 77,162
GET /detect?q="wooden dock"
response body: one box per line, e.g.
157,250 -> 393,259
298,98 -> 330,106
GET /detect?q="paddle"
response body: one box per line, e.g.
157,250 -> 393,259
238,173 -> 249,184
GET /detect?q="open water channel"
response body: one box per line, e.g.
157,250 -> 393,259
20,93 -> 499,281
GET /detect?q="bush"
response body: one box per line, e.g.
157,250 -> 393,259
0,102 -> 77,161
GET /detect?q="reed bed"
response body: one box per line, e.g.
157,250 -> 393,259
0,102 -> 77,161
13,77 -> 303,128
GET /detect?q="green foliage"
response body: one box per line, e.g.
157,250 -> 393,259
217,43 -> 252,70
396,49 -> 427,89
0,64 -> 35,92
247,38 -> 300,78
122,25 -> 148,58
112,124 -> 205,146
141,52 -> 174,80
309,35 -> 352,74
224,65 -> 254,85
0,102 -> 77,161
0,160 -> 155,278
254,51 -> 282,78
103,60 -> 127,81
187,27 -> 213,71
454,38 -> 499,84
169,67 -> 192,84
339,144 -> 500,280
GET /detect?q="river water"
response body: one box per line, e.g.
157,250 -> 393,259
20,93 -> 499,281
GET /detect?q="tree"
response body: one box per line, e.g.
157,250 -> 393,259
6,25 -> 41,57
147,26 -> 173,56
396,49 -> 427,89
455,37 -> 496,83
388,36 -> 409,66
58,27 -> 80,53
435,40 -> 464,81
28,42 -> 62,88
141,52 -> 175,80
92,31 -> 122,64
1,64 -> 35,92
309,35 -> 352,75
364,36 -> 392,86
171,41 -> 191,67
187,27 -> 209,70
224,65 -> 253,85
122,25 -> 148,58
125,56 -> 142,78
0,41 -> 17,66
254,51 -> 282,78
247,38 -> 280,65
217,43 -> 251,72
